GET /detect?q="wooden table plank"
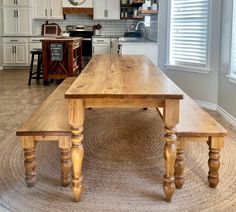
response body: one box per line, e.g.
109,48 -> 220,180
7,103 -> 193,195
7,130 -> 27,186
65,55 -> 184,99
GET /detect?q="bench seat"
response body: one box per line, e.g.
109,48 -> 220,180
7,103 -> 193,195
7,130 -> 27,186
156,93 -> 227,189
16,77 -> 76,187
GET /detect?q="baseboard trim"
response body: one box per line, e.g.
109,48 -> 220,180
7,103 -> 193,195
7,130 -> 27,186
217,106 -> 236,128
194,99 -> 217,111
0,66 -> 3,71
194,99 -> 236,127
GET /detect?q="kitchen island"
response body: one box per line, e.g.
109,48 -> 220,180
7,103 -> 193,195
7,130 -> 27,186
41,37 -> 82,83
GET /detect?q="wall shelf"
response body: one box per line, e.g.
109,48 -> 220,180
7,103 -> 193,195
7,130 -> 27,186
139,10 -> 159,15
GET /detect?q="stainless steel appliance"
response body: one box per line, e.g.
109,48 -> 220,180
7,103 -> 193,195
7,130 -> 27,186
66,25 -> 94,69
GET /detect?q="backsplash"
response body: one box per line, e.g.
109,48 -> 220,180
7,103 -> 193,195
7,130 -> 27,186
34,14 -> 158,41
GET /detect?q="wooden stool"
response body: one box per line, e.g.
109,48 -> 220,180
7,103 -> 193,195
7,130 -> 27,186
28,49 -> 42,85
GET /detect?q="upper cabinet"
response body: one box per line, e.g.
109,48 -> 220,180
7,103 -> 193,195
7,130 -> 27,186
3,0 -> 33,7
93,0 -> 120,20
34,0 -> 63,19
3,7 -> 32,35
63,0 -> 93,7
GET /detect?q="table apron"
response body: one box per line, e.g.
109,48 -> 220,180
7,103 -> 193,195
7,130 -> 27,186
82,98 -> 165,108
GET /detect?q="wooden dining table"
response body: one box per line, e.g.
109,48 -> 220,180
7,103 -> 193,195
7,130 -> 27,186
65,55 -> 184,202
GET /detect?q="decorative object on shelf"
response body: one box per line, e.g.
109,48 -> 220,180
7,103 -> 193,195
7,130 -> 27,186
68,0 -> 86,6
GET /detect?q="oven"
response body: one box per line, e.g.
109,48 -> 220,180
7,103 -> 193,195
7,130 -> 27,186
67,25 -> 94,69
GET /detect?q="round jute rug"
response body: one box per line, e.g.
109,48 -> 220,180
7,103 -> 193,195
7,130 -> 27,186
0,108 -> 236,212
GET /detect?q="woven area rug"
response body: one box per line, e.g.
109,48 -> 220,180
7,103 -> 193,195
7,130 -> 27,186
0,70 -> 236,212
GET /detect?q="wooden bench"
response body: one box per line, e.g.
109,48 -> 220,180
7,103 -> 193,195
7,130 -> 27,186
16,77 -> 76,187
156,94 -> 228,189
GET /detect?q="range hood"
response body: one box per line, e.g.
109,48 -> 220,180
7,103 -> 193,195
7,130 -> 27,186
63,7 -> 93,16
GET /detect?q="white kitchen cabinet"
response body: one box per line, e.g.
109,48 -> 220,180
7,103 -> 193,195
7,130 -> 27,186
92,38 -> 111,56
3,0 -> 32,7
93,0 -> 120,20
34,0 -> 63,19
3,7 -> 32,35
120,42 -> 158,66
3,37 -> 29,66
63,0 -> 93,7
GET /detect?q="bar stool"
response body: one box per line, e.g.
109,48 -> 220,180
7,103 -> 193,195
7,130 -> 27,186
28,49 -> 43,86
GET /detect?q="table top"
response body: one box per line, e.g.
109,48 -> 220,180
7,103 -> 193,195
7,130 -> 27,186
65,55 -> 184,100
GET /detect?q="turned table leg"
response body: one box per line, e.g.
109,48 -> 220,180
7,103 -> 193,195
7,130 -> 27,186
68,99 -> 85,202
175,138 -> 186,189
21,137 -> 36,187
207,137 -> 224,188
59,137 -> 72,187
163,100 -> 180,202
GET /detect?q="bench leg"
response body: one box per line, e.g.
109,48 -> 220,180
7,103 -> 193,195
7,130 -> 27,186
175,138 -> 186,189
21,137 -> 36,187
59,137 -> 72,187
68,99 -> 85,202
163,100 -> 179,202
207,137 -> 224,188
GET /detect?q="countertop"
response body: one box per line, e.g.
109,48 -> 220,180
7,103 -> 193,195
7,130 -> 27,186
40,37 -> 82,42
92,35 -> 157,44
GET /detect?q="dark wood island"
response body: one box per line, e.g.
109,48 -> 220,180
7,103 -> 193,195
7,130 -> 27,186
41,37 -> 82,83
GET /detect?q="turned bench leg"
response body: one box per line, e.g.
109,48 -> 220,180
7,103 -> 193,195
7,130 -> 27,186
207,137 -> 224,188
175,138 -> 186,189
59,137 -> 72,187
21,137 -> 36,187
68,99 -> 85,202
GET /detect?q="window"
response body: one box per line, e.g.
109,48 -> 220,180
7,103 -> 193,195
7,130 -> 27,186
167,0 -> 210,73
231,0 -> 236,78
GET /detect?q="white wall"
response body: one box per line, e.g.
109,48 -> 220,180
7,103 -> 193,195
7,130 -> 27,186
158,0 -> 222,104
218,0 -> 236,118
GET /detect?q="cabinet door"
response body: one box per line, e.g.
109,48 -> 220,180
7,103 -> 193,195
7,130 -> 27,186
17,8 -> 32,35
93,43 -> 110,56
49,0 -> 63,19
15,44 -> 28,64
2,0 -> 16,6
107,0 -> 120,20
17,0 -> 30,6
93,0 -> 106,20
3,45 -> 15,64
3,8 -> 17,35
34,0 -> 48,19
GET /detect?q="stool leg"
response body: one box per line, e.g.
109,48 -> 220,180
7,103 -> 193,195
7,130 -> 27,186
21,137 -> 36,187
28,53 -> 35,86
36,53 -> 42,82
207,137 -> 224,188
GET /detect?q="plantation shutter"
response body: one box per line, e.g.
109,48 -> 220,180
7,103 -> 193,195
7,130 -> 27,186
231,0 -> 236,76
169,0 -> 209,69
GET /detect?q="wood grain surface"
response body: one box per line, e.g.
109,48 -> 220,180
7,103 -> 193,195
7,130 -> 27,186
65,55 -> 184,99
157,94 -> 228,137
16,78 -> 76,136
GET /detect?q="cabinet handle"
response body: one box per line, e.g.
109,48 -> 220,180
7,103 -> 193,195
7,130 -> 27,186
12,46 -> 14,54
14,10 -> 16,17
16,0 -> 18,5
10,40 -> 18,42
96,40 -> 105,42
45,9 -> 47,16
16,10 -> 18,18
14,0 -> 15,4
50,9 -> 52,16
104,10 -> 108,17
